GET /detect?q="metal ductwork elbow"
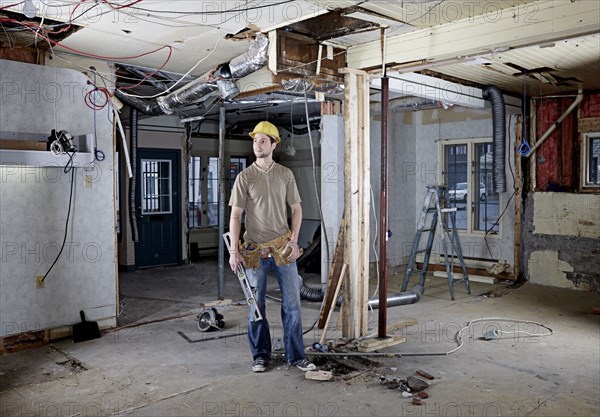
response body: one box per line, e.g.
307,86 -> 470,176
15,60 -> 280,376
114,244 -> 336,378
482,86 -> 506,193
115,33 -> 269,116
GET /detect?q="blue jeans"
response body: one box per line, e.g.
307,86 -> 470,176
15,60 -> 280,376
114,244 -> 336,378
245,257 -> 306,365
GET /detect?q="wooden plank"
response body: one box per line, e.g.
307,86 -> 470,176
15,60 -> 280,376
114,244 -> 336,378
319,264 -> 347,344
386,319 -> 418,334
419,262 -> 516,281
358,335 -> 406,352
318,217 -> 346,329
359,72 -> 370,336
339,67 -> 369,76
433,271 -> 497,284
578,117 -> 600,132
514,116 -> 523,277
342,71 -> 358,338
0,140 -> 47,151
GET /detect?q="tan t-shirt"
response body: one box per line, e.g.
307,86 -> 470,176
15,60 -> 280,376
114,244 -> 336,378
229,162 -> 301,244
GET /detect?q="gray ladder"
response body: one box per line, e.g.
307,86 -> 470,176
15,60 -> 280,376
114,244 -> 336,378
401,186 -> 471,300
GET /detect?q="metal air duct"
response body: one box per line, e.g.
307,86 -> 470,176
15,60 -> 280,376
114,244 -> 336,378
115,33 -> 269,115
482,86 -> 506,193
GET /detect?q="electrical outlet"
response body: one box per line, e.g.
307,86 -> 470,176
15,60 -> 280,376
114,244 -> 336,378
84,175 -> 93,188
36,276 -> 45,289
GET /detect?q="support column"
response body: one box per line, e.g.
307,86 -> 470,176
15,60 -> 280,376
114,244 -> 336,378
340,67 -> 370,339
217,105 -> 225,300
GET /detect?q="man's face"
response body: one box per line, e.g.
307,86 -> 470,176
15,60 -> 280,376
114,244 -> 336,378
253,133 -> 276,158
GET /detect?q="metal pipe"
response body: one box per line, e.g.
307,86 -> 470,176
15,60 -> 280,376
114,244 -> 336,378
526,88 -> 583,157
368,284 -> 424,309
217,106 -> 225,300
378,76 -> 389,339
299,278 -> 422,309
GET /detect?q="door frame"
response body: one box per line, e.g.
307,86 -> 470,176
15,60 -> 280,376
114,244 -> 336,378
134,148 -> 183,268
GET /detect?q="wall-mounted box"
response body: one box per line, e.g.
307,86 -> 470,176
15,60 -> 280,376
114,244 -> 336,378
0,131 -> 94,167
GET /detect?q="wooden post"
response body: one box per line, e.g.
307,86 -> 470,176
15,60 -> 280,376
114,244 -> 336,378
514,116 -> 523,277
319,264 -> 347,345
340,67 -> 371,339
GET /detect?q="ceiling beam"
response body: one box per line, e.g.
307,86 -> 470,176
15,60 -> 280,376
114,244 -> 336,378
347,0 -> 600,70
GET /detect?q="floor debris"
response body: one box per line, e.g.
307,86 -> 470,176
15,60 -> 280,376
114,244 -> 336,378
416,369 -> 435,380
305,370 -> 333,381
407,376 -> 429,392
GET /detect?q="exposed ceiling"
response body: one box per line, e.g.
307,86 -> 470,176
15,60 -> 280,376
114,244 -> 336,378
1,0 -> 599,124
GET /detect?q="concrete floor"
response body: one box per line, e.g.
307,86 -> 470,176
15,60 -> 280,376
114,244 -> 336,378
1,258 -> 599,417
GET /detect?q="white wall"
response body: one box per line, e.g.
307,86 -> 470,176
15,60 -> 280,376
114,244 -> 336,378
0,60 -> 116,336
413,105 -> 517,268
320,115 -> 345,283
278,126 -> 322,249
371,108 -> 418,267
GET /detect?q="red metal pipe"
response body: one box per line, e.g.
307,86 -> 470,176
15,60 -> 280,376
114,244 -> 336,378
378,76 -> 389,339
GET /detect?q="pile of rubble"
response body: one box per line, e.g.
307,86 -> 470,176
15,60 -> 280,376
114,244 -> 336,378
378,369 -> 435,406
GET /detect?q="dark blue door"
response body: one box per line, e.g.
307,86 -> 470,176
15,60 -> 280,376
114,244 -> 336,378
135,149 -> 181,268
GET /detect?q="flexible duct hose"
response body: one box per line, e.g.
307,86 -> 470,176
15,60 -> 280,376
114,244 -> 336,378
114,34 -> 269,116
299,276 -> 423,309
482,86 -> 506,193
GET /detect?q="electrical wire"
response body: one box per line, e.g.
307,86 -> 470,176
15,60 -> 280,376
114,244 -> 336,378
40,168 -> 76,283
118,34 -> 222,99
518,69 -> 531,156
132,0 -> 296,15
301,83 -> 329,336
90,71 -> 106,161
366,184 -> 380,327
483,114 -> 518,257
303,317 -> 553,358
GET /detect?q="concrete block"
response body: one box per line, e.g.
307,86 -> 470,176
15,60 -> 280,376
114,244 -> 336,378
305,370 -> 333,381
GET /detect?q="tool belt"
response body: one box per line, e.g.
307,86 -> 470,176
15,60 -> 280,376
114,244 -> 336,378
237,231 -> 303,270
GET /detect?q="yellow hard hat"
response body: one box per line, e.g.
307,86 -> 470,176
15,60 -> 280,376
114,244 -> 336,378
249,121 -> 280,144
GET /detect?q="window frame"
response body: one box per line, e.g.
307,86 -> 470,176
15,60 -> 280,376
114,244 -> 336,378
187,152 -> 249,230
439,138 -> 503,237
581,132 -> 600,189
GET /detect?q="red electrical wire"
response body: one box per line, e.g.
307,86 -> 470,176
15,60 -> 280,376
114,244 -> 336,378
0,1 -> 25,10
101,0 -> 143,11
84,86 -> 110,110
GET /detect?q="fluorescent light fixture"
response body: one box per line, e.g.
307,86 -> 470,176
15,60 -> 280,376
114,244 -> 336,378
23,0 -> 36,18
372,72 -> 486,109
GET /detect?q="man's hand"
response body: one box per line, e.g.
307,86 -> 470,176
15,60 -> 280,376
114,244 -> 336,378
229,251 -> 246,272
284,241 -> 300,262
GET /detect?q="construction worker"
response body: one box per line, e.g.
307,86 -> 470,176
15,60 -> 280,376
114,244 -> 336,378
229,121 -> 316,373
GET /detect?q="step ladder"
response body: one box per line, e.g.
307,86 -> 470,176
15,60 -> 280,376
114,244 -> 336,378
401,186 -> 471,300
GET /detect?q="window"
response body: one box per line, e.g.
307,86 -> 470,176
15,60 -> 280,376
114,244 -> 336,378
443,140 -> 500,234
141,160 -> 172,214
582,132 -> 600,188
188,156 -> 202,228
188,155 -> 248,229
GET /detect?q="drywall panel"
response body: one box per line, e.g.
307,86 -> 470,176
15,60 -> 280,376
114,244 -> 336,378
528,250 -> 575,288
320,115 -> 344,284
0,60 -> 116,337
533,192 -> 600,238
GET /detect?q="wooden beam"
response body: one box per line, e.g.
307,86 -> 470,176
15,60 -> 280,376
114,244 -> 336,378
318,217 -> 345,329
319,264 -> 347,345
358,335 -> 406,353
341,68 -> 370,339
386,319 -> 418,334
420,263 -> 516,281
